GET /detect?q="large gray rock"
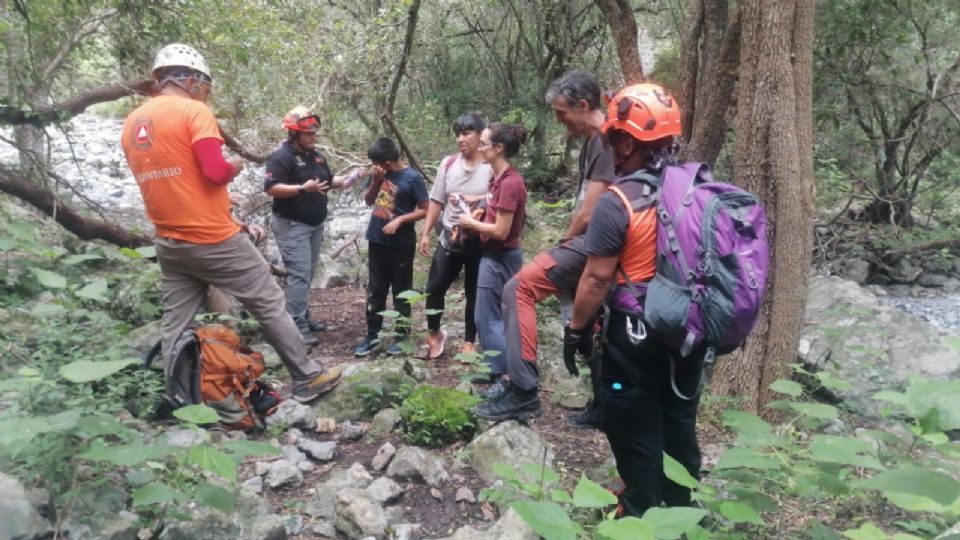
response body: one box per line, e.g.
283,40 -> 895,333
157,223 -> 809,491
466,421 -> 555,484
267,400 -> 316,430
437,508 -> 537,540
0,472 -> 46,540
162,492 -> 287,539
365,477 -> 404,504
298,439 -> 337,461
801,275 -> 960,414
312,358 -> 430,422
840,258 -> 871,285
333,488 -> 388,539
370,408 -> 402,436
264,459 -> 303,489
306,464 -> 374,518
385,446 -> 449,487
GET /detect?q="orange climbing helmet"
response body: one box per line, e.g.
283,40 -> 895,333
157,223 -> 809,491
283,105 -> 321,133
601,83 -> 681,142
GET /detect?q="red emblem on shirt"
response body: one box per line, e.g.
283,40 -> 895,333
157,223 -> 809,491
131,116 -> 155,151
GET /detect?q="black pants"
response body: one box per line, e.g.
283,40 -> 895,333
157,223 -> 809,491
366,242 -> 415,338
425,239 -> 481,342
599,312 -> 704,517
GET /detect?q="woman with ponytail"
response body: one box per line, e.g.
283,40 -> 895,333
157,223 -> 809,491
456,123 -> 529,387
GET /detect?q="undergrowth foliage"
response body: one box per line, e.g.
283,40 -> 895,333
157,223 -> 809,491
483,365 -> 960,539
0,218 -> 280,534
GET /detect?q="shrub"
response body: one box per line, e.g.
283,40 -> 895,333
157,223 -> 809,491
399,385 -> 479,447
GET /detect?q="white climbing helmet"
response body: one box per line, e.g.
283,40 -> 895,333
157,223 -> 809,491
151,43 -> 211,81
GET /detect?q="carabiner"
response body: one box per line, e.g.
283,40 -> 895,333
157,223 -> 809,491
626,316 -> 647,346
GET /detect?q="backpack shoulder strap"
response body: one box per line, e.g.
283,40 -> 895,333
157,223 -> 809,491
443,154 -> 458,175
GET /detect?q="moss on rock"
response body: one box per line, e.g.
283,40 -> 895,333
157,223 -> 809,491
399,385 -> 479,447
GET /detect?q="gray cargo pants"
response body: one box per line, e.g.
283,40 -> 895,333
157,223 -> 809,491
272,216 -> 325,330
155,232 -> 324,383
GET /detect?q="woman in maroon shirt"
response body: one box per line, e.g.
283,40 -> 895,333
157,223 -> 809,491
457,123 -> 528,385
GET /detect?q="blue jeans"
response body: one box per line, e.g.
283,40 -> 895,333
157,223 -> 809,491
475,248 -> 523,375
271,215 -> 324,330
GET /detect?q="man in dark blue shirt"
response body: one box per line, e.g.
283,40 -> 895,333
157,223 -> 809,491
355,137 -> 429,356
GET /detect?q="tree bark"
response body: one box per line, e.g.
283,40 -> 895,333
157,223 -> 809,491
385,0 -> 422,118
0,80 -> 158,126
593,0 -> 644,84
0,165 -> 151,247
709,0 -> 815,413
678,0 -> 740,166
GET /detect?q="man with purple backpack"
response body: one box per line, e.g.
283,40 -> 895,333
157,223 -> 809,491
564,83 -> 768,516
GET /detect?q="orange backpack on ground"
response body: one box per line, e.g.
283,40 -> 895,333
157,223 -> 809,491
149,324 -> 280,430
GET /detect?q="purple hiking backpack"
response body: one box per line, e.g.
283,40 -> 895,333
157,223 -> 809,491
610,162 -> 769,361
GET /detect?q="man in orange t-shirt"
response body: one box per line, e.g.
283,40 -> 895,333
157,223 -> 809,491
121,43 -> 341,403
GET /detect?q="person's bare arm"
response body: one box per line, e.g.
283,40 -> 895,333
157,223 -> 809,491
459,209 -> 514,240
563,179 -> 612,240
418,200 -> 444,256
569,254 -> 619,330
363,165 -> 386,206
266,179 -> 329,198
383,200 -> 428,235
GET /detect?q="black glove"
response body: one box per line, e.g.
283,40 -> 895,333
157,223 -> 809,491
563,325 -> 594,376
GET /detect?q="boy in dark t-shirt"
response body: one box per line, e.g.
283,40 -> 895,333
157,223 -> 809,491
355,137 -> 429,357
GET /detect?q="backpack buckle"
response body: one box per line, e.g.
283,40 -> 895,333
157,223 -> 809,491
625,316 -> 646,345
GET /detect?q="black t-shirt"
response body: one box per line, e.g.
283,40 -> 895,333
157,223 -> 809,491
575,132 -> 617,208
263,141 -> 333,226
584,177 -> 659,256
365,167 -> 429,246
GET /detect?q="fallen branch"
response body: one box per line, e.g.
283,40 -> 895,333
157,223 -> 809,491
885,238 -> 960,258
0,80 -> 158,126
0,164 -> 151,247
330,232 -> 363,260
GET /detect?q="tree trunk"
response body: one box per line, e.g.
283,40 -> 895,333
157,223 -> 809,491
594,0 -> 644,84
709,0 -> 815,413
678,0 -> 740,166
0,165 -> 151,247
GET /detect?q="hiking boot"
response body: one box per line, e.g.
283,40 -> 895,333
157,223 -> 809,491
426,329 -> 447,359
292,366 -> 343,403
354,336 -> 380,357
478,378 -> 507,400
566,402 -> 603,430
386,340 -> 407,356
308,320 -> 327,332
473,384 -> 541,423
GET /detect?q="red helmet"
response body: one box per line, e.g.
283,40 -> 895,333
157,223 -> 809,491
601,83 -> 681,142
283,105 -> 321,133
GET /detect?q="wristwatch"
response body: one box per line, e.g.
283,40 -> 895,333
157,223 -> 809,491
298,186 -> 306,195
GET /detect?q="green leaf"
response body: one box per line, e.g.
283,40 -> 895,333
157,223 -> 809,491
61,253 -> 103,265
572,474 -> 618,508
892,534 -> 926,540
807,519 -> 843,540
491,463 -> 518,481
59,359 -> 138,383
641,507 -> 708,539
0,417 -> 53,454
853,467 -> 960,505
136,246 -> 157,258
31,303 -> 65,317
769,379 -> 803,397
0,238 -> 16,251
187,446 -> 237,481
396,290 -> 426,301
173,404 -> 221,425
132,482 -> 184,507
816,372 -> 853,391
596,517 -> 655,540
809,435 -> 883,469
663,453 -> 698,489
841,522 -> 886,540
550,490 -> 574,504
379,310 -> 401,318
519,463 -> 560,485
195,483 -> 236,513
714,447 -> 780,470
125,469 -> 154,485
717,501 -> 765,525
788,401 -> 838,420
884,492 -> 946,513
872,390 -> 909,407
32,268 -> 66,288
77,414 -> 128,437
75,278 -> 109,302
221,440 -> 282,459
79,443 -> 179,466
509,501 -> 578,540
120,247 -> 142,259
